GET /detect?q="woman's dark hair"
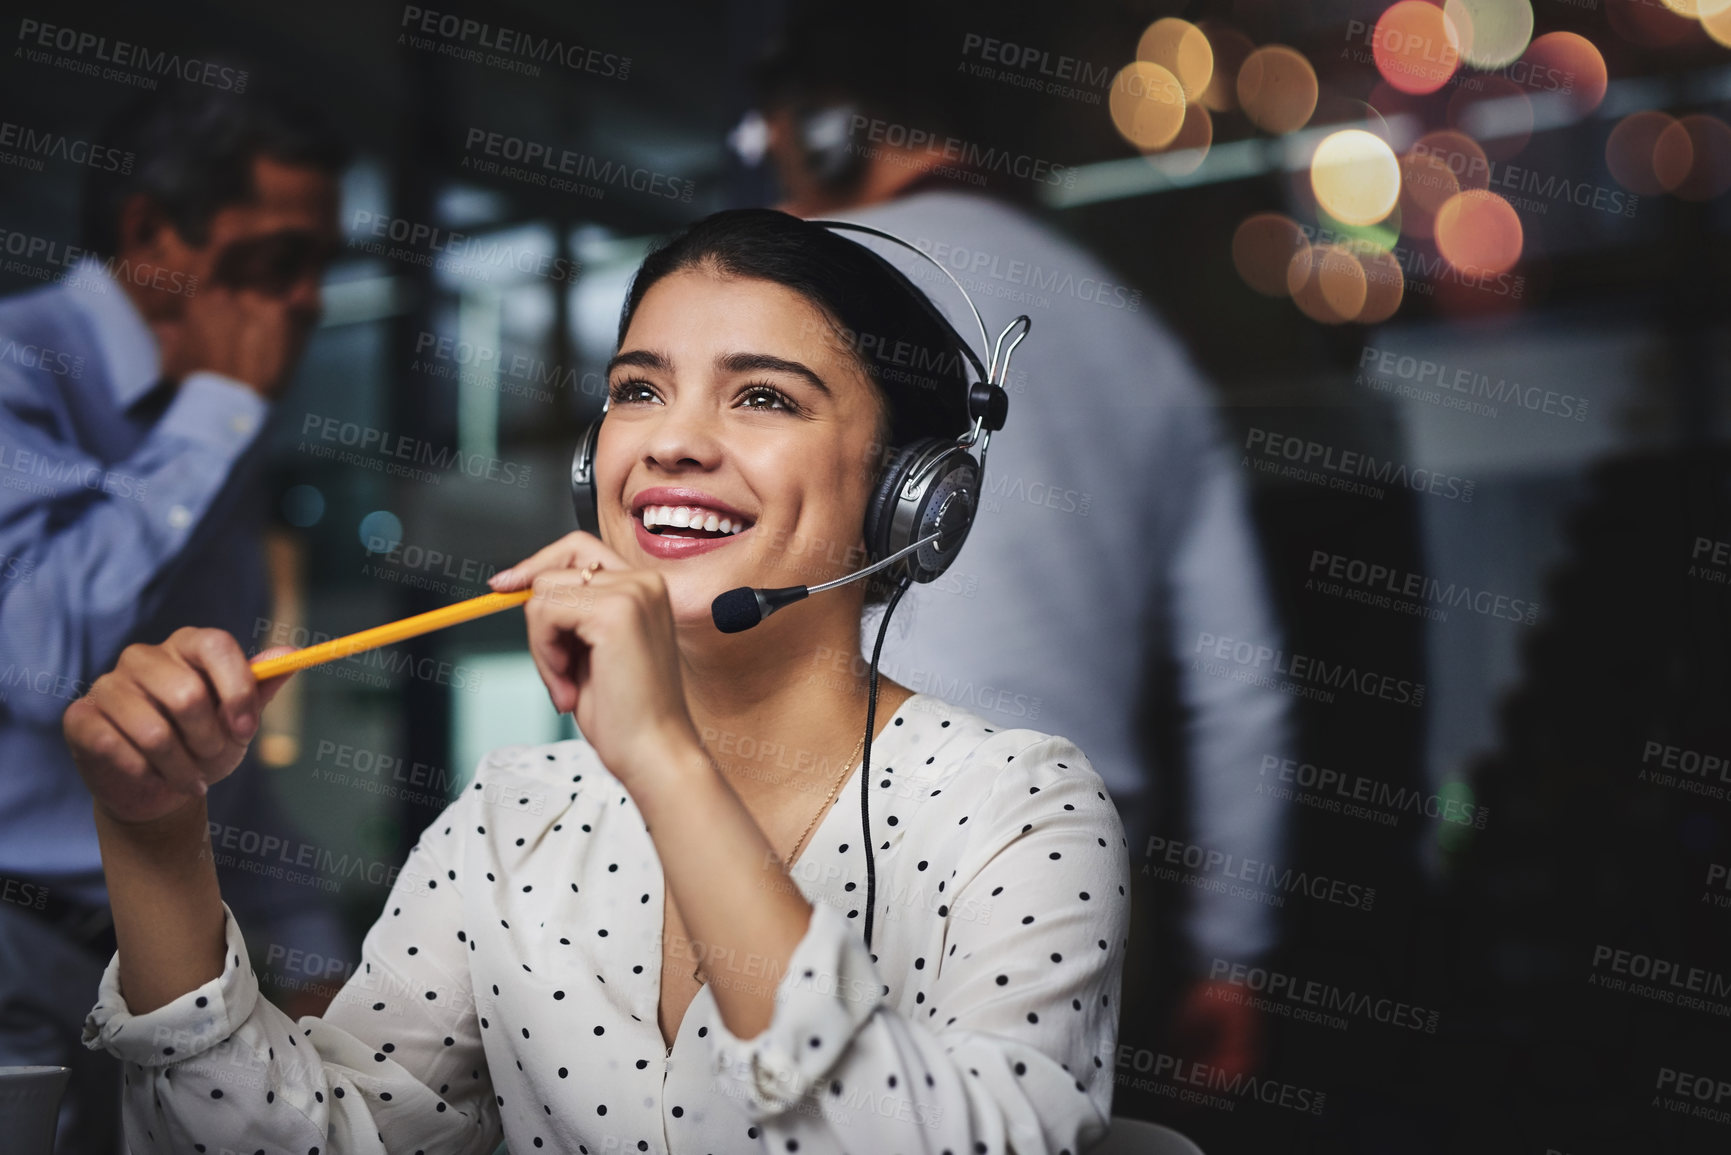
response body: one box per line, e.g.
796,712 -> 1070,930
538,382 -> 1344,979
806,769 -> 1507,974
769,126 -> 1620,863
616,208 -> 979,607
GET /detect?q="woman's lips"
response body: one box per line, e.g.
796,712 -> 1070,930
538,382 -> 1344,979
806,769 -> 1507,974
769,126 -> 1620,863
633,518 -> 754,559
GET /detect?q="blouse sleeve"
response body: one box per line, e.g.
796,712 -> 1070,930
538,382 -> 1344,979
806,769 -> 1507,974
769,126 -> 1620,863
700,732 -> 1132,1155
81,788 -> 502,1155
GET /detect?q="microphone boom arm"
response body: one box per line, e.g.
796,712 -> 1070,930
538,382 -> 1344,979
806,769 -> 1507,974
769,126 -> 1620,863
807,529 -> 944,595
710,529 -> 945,632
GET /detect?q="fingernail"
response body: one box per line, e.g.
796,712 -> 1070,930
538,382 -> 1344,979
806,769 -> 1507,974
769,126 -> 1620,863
490,568 -> 514,587
234,712 -> 258,739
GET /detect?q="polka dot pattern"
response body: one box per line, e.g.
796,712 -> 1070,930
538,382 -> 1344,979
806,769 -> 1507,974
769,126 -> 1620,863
81,693 -> 1129,1155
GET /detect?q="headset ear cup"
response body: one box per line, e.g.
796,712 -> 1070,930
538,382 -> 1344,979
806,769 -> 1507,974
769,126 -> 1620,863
865,442 -> 923,563
904,446 -> 979,584
569,417 -> 603,536
867,438 -> 979,583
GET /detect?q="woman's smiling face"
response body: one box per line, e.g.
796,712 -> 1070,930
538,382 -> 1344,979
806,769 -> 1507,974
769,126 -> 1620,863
595,266 -> 890,630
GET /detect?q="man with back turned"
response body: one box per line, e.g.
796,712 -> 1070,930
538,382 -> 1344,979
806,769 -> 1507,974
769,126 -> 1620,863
743,2 -> 1296,1084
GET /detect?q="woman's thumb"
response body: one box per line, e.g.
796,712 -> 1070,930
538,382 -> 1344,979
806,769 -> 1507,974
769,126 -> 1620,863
253,645 -> 300,708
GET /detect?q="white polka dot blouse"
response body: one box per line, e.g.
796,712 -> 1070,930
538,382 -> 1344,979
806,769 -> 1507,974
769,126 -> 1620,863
82,692 -> 1131,1154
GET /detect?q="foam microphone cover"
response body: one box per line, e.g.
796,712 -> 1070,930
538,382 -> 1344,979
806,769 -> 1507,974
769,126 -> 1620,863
711,586 -> 811,633
711,587 -> 766,633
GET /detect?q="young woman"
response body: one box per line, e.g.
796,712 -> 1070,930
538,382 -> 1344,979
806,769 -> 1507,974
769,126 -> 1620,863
68,208 -> 1131,1154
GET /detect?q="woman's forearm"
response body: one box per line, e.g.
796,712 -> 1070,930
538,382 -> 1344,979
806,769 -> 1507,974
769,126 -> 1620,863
634,734 -> 814,1041
94,797 -> 227,1014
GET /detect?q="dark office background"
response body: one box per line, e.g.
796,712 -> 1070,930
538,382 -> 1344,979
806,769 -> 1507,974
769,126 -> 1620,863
4,0 -> 1730,1151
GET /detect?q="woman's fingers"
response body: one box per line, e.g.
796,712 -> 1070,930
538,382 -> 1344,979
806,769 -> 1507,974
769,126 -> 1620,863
174,627 -> 264,742
63,694 -> 151,784
250,644 -> 300,711
524,570 -> 591,713
87,659 -> 208,797
524,628 -> 578,714
64,628 -> 286,826
493,530 -> 638,714
495,534 -> 688,771
488,530 -> 630,591
489,531 -> 590,591
129,641 -> 229,763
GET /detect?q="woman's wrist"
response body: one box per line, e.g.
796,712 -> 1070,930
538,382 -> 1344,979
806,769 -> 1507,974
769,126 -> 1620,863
625,723 -> 718,817
94,792 -> 207,846
96,794 -> 227,1014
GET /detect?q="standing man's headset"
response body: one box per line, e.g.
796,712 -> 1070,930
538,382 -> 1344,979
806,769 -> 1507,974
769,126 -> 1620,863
567,218 -> 1031,952
727,99 -> 868,196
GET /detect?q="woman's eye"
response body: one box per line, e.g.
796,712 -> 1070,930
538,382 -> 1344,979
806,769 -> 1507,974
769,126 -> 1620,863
609,380 -> 658,405
739,384 -> 795,411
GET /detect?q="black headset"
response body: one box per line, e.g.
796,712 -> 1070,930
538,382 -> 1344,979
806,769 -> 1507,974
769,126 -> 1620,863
568,218 -> 1024,591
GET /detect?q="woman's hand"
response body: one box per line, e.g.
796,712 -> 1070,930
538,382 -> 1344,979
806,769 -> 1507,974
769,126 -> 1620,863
63,628 -> 296,826
489,531 -> 702,789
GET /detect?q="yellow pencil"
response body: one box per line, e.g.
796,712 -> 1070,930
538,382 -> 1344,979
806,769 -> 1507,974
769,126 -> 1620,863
249,589 -> 534,681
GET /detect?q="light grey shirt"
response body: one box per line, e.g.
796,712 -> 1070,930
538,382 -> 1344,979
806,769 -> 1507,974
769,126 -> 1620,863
839,190 -> 1294,969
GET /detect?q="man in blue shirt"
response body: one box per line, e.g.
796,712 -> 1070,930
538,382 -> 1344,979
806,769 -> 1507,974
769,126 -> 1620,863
0,84 -> 348,1153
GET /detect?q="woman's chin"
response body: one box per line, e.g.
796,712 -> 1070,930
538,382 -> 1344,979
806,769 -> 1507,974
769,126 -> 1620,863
664,581 -> 747,636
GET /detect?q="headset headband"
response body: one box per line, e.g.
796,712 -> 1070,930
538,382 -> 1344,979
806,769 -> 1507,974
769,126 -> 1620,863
805,217 -> 1024,450
805,218 -> 992,386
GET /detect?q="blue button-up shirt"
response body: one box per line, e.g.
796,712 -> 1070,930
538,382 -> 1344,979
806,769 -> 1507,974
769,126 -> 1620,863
0,261 -> 340,968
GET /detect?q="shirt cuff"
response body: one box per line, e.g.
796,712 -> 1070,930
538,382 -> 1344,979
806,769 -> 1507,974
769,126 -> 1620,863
154,372 -> 270,451
702,901 -> 886,1119
80,902 -> 261,1068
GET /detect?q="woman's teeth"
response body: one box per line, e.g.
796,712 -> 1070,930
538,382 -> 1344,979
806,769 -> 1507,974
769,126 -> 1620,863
639,505 -> 750,535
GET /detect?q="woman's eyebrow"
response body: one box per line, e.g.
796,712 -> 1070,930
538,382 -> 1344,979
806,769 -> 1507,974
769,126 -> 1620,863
606,349 -> 830,397
606,348 -> 669,375
717,351 -> 830,396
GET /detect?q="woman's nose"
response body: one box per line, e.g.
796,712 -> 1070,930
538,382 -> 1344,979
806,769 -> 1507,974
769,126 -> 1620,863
643,396 -> 723,470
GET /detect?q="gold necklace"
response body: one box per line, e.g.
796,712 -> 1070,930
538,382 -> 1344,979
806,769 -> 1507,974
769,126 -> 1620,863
688,728 -> 868,984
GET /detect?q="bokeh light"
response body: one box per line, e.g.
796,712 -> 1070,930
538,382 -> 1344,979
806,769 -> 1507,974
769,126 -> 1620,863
1289,243 -> 1369,324
1411,130 -> 1491,191
1435,189 -> 1524,275
1137,18 -> 1214,102
1109,61 -> 1188,150
1652,119 -> 1694,193
1706,4 -> 1731,47
1400,149 -> 1462,240
1520,32 -> 1608,116
1354,248 -> 1407,324
1659,0 -> 1731,18
1311,130 -> 1402,226
1443,0 -> 1535,69
1145,104 -> 1214,175
1656,114 -> 1731,201
1233,213 -> 1310,297
1196,21 -> 1255,112
1606,111 -> 1679,197
1237,46 -> 1319,134
358,509 -> 404,552
281,484 -> 326,528
1373,1 -> 1463,95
